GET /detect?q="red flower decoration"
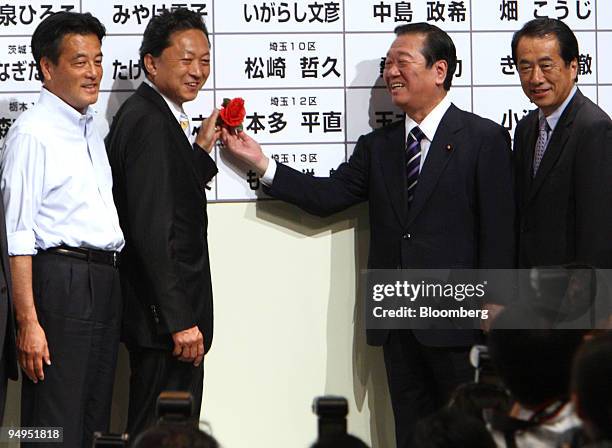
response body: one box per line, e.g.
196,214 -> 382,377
218,97 -> 246,131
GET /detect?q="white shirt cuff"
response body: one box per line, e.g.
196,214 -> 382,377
7,230 -> 37,256
260,159 -> 277,186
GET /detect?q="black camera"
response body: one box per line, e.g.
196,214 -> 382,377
312,395 -> 348,439
91,432 -> 129,448
156,391 -> 195,423
470,345 -> 500,385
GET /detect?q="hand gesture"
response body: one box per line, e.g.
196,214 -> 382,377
17,320 -> 51,383
195,109 -> 221,153
172,325 -> 204,366
220,128 -> 269,176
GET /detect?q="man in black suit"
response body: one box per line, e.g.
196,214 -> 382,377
0,201 -> 16,424
105,9 -> 219,437
512,18 -> 612,269
221,23 -> 515,447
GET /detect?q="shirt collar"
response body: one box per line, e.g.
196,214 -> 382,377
144,77 -> 186,124
539,85 -> 577,133
38,86 -> 95,127
404,94 -> 452,142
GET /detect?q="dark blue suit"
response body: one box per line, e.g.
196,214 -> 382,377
265,104 -> 515,447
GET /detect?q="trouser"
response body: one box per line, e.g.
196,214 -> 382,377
21,251 -> 121,448
383,330 -> 474,448
0,352 -> 6,424
126,347 -> 204,441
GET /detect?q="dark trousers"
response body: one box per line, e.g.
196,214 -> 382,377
21,252 -> 121,448
383,330 -> 474,448
126,347 -> 204,440
0,352 -> 6,424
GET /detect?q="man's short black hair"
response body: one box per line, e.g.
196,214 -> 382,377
393,22 -> 457,91
411,409 -> 497,448
488,306 -> 585,407
572,333 -> 612,441
311,434 -> 370,448
511,18 -> 579,81
139,8 -> 209,76
31,11 -> 106,81
131,423 -> 218,448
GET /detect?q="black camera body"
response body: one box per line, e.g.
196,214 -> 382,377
156,391 -> 195,423
312,395 -> 348,439
91,432 -> 129,448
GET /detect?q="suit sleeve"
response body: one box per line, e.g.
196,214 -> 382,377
476,124 -> 516,268
476,124 -> 516,304
264,134 -> 371,216
192,142 -> 218,185
122,116 -> 196,334
575,117 -> 612,267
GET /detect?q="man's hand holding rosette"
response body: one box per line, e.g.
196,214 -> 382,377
195,97 -> 249,155
195,107 -> 221,154
212,98 -> 269,176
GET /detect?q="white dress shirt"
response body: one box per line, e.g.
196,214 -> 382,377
262,94 -> 453,184
404,94 -> 452,173
540,84 -> 577,136
0,87 -> 125,255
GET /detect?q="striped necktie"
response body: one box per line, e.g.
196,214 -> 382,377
532,114 -> 551,177
405,126 -> 426,205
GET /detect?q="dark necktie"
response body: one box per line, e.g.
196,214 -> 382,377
406,126 -> 426,204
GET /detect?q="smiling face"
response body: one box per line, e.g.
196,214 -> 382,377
383,33 -> 448,122
40,33 -> 103,113
516,34 -> 577,116
144,28 -> 210,106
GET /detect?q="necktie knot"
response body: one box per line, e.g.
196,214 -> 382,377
407,126 -> 425,146
179,113 -> 190,132
539,115 -> 550,133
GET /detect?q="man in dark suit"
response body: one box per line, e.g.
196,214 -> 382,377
105,9 -> 219,438
221,23 -> 515,447
512,18 -> 612,269
0,200 -> 16,424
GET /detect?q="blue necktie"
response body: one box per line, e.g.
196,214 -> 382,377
406,126 -> 426,205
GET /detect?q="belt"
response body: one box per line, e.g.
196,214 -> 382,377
47,245 -> 120,268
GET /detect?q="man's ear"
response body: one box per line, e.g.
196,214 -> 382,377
434,59 -> 448,87
39,57 -> 53,83
143,54 -> 157,77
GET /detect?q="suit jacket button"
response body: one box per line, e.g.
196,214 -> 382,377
402,233 -> 411,240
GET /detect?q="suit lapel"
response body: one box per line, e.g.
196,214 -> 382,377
528,90 -> 584,202
406,104 -> 461,226
379,121 -> 409,226
518,111 -> 538,204
136,83 -> 206,199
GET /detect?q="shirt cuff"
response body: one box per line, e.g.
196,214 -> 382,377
261,159 -> 277,186
7,230 -> 37,256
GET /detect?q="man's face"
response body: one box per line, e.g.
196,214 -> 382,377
146,28 -> 210,106
383,33 -> 447,120
516,35 -> 577,116
41,33 -> 103,113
